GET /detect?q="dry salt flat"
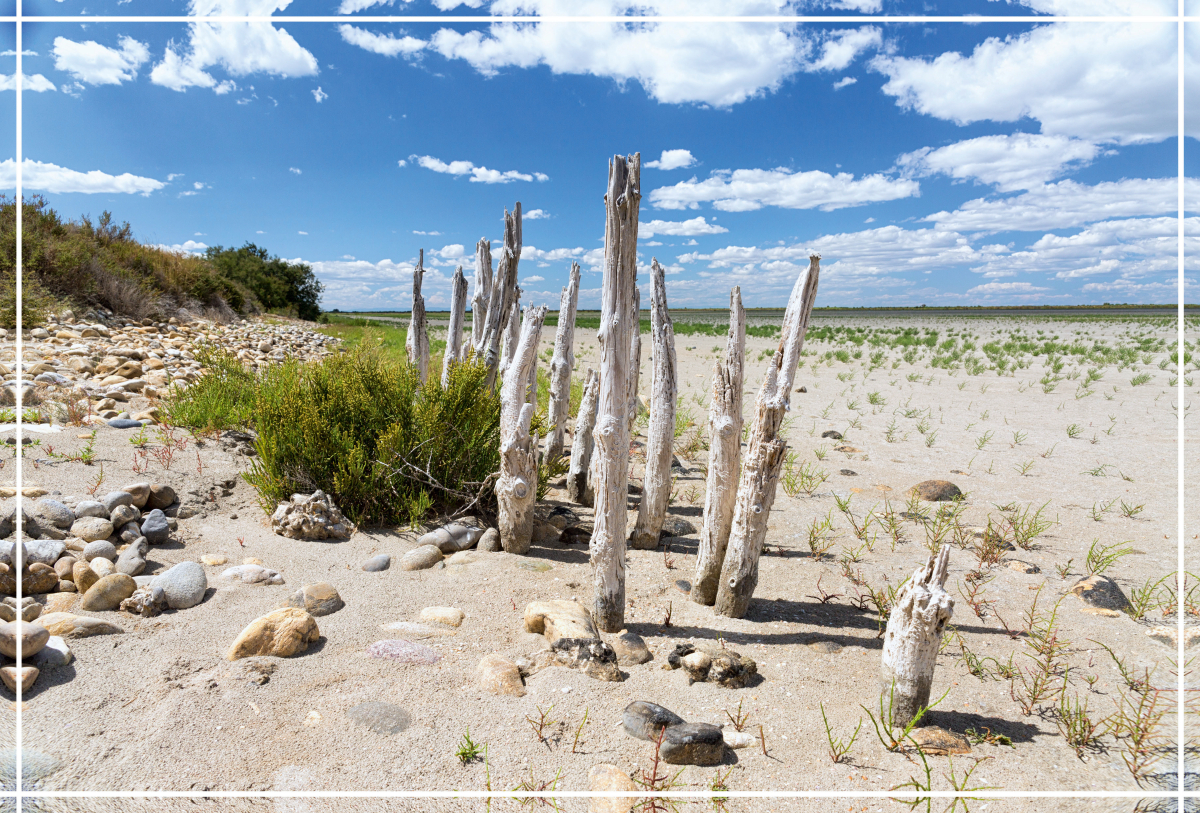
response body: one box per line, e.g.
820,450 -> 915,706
0,308 -> 1191,812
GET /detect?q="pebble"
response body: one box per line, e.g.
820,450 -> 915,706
283,583 -> 344,617
115,539 -> 149,577
722,730 -> 756,749
622,700 -> 685,741
122,483 -> 151,509
107,418 -> 144,429
227,607 -> 319,660
109,504 -> 140,528
1007,560 -> 1040,574
612,631 -> 653,665
345,701 -> 412,735
101,491 -> 135,513
477,528 -> 502,552
80,574 -> 137,611
419,606 -> 465,627
365,639 -> 440,664
477,653 -> 525,696
399,545 -> 443,571
201,555 -> 229,566
82,540 -> 118,563
70,517 -> 114,543
0,620 -> 50,658
361,554 -> 391,572
660,722 -> 725,766
73,501 -> 108,520
149,561 -> 208,609
1071,575 -> 1131,612
31,499 -> 73,530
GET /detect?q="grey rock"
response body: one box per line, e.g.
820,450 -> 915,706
31,499 -> 73,530
400,545 -> 443,571
346,701 -> 412,735
612,631 -> 653,665
149,561 -> 208,609
477,528 -> 502,552
115,538 -> 149,577
140,509 -> 170,544
107,418 -> 144,429
362,554 -> 391,572
23,539 -> 65,567
660,723 -> 725,766
73,501 -> 107,519
109,504 -> 140,528
660,517 -> 697,538
117,522 -> 143,544
28,636 -> 72,670
623,701 -> 685,741
101,491 -> 135,513
1071,575 -> 1131,612
283,583 -> 344,617
82,540 -> 118,563
419,523 -> 485,554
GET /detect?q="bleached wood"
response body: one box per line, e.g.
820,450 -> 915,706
499,295 -> 522,386
690,286 -> 746,605
590,152 -> 640,634
714,255 -> 820,619
626,285 -> 642,432
881,546 -> 954,727
470,238 -> 493,354
481,205 -> 523,388
629,259 -> 676,550
567,367 -> 599,505
442,265 -> 468,387
545,262 -> 581,462
498,304 -> 548,555
405,249 -> 430,382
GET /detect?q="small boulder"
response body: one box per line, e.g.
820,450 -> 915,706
400,545 -> 443,571
121,482 -> 151,509
623,701 -> 685,741
477,528 -> 502,552
660,517 -> 697,538
909,480 -> 963,502
72,561 -> 99,595
80,574 -> 137,611
101,491 -> 135,513
821,430 -> 843,440
227,607 -> 319,660
362,554 -> 391,572
612,631 -> 652,665
30,499 -> 74,530
73,501 -> 108,520
419,524 -> 484,554
282,583 -> 344,617
140,509 -> 170,544
24,539 -> 65,567
147,484 -> 177,510
82,540 -> 118,563
524,599 -> 600,645
89,558 -> 115,578
109,504 -> 140,528
149,561 -> 208,609
28,636 -> 72,670
660,722 -> 725,766
1071,575 -> 1131,612
666,642 -> 757,688
115,538 -> 149,577
477,653 -> 525,697
53,556 -> 76,580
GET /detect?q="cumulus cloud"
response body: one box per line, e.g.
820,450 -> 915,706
896,133 -> 1101,192
524,209 -> 550,219
967,281 -> 1050,295
639,216 -> 729,238
650,166 -> 919,212
523,275 -> 545,283
806,27 -> 881,73
872,22 -> 1179,145
312,86 -> 327,102
410,154 -> 544,184
150,0 -> 319,93
413,229 -> 442,235
337,25 -> 425,58
832,76 -> 856,90
156,239 -> 209,254
289,167 -> 302,174
0,74 -> 56,92
53,36 -> 150,86
924,177 -> 1193,233
0,159 -> 164,195
645,149 -> 695,170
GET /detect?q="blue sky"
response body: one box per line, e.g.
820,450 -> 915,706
4,3 -> 1196,311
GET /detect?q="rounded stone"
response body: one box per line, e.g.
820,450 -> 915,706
73,501 -> 107,520
107,418 -> 143,429
109,504 -> 140,528
122,483 -> 151,509
361,554 -> 391,572
80,573 -> 137,611
0,620 -> 49,658
90,558 -> 115,578
227,607 -> 319,660
660,722 -> 725,766
31,500 -> 74,530
419,606 -> 465,627
149,561 -> 208,609
72,561 -> 99,594
282,582 -> 344,617
28,635 -> 71,670
101,491 -> 135,514
53,556 -> 77,580
909,480 -> 963,502
477,528 -> 501,552
140,509 -> 170,544
147,484 -> 177,510
23,539 -> 65,567
71,517 -> 114,543
623,701 -> 685,741
1071,575 -> 1131,612
612,632 -> 653,665
399,545 -> 443,571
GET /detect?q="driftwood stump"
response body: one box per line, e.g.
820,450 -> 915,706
470,238 -> 492,354
405,249 -> 430,382
881,546 -> 954,727
630,259 -> 676,550
567,367 -> 599,505
545,261 -> 581,463
590,152 -> 640,634
627,285 -> 642,432
714,255 -> 820,619
442,265 -> 467,387
498,304 -> 548,555
499,295 -> 522,386
481,205 -> 522,388
691,286 -> 746,605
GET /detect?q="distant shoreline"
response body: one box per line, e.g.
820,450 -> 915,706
330,304 -> 1193,319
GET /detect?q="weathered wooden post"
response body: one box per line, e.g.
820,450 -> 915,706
590,152 -> 640,634
481,205 -> 522,388
627,285 -> 642,432
691,286 -> 745,605
545,262 -> 582,462
470,238 -> 492,354
497,304 -> 548,555
406,249 -> 430,382
881,546 -> 954,727
442,265 -> 467,387
567,368 -> 599,504
499,295 -> 522,385
629,259 -> 676,550
714,255 -> 820,618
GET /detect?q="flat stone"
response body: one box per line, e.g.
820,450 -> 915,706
612,631 -> 652,665
70,517 -> 114,543
365,639 -> 440,664
910,480 -> 963,502
587,763 -> 637,813
149,561 -> 208,609
107,418 -> 144,429
399,545 -> 443,571
660,722 -> 725,766
722,730 -> 756,749
623,701 -> 685,741
477,652 -> 525,696
419,523 -> 485,554
840,469 -> 858,476
1071,575 -> 1131,612
73,501 -> 107,520
80,573 -> 137,611
23,539 -> 65,567
101,491 -> 135,513
227,607 -> 319,660
283,583 -> 344,617
201,554 -> 229,566
910,726 -> 971,755
516,560 -> 552,572
346,701 -> 411,735
37,612 -> 123,638
807,640 -> 844,654
362,554 -> 391,572
525,600 -> 599,644
420,606 -> 464,627
1007,560 -> 1040,574
221,564 -> 285,585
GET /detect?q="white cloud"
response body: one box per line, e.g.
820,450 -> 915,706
289,167 -> 302,174
645,149 -> 695,170
967,281 -> 1049,295
435,244 -> 466,259
193,181 -> 206,189
150,0 -> 319,94
336,0 -> 411,12
53,36 -> 150,86
413,229 -> 442,235
806,27 -> 881,73
338,25 -> 426,58
156,239 -> 209,254
925,177 -> 1192,233
411,154 -> 541,184
832,76 -> 856,90
523,275 -> 545,283
0,74 -> 56,92
298,230 -> 308,235
397,159 -> 407,168
312,86 -> 327,102
872,22 -> 1178,145
342,254 -> 356,260
639,216 -> 729,237
0,158 -> 164,195
0,50 -> 38,57
650,166 -> 919,212
524,209 -> 550,219
896,134 -> 1101,192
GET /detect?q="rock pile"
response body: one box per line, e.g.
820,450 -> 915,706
665,642 -> 758,688
270,491 -> 353,541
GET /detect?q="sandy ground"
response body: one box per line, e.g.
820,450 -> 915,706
7,314 -> 1192,809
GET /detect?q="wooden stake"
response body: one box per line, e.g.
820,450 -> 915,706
545,262 -> 581,463
627,284 -> 642,432
691,286 -> 745,605
881,546 -> 954,728
714,255 -> 820,618
567,368 -> 599,505
499,295 -> 522,386
470,238 -> 492,354
405,249 -> 429,382
590,152 -> 640,634
480,205 -> 522,388
498,304 -> 548,555
442,265 -> 467,387
629,259 -> 676,550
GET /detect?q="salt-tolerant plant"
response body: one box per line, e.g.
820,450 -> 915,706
820,702 -> 862,764
1084,539 -> 1133,575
